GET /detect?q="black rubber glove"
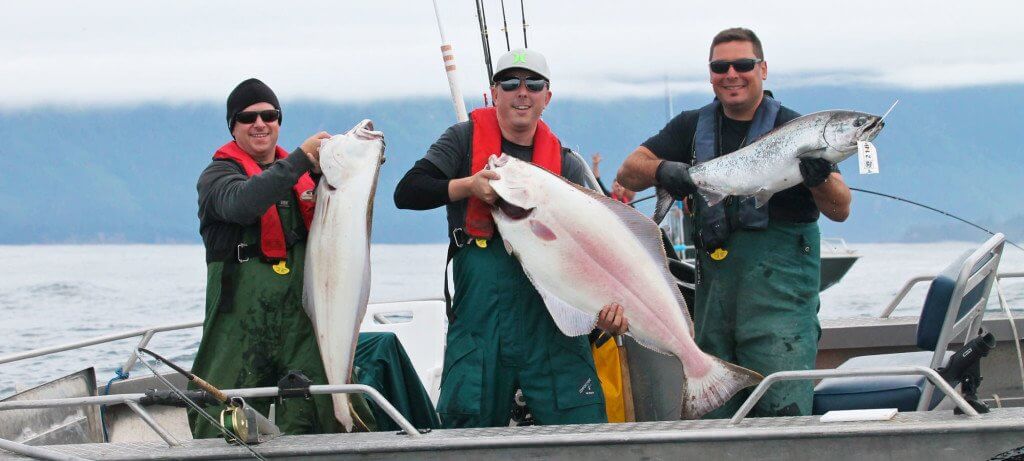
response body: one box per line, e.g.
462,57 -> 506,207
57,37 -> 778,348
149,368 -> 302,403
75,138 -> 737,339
799,157 -> 833,188
655,161 -> 697,199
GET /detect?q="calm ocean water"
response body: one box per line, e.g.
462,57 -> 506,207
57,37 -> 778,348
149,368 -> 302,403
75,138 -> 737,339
2,241 -> 1023,397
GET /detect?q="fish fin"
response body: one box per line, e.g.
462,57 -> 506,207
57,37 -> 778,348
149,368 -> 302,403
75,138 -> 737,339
699,189 -> 727,207
532,279 -> 597,337
652,187 -> 674,225
503,237 -> 514,255
625,332 -> 674,356
752,189 -> 773,208
796,148 -> 826,159
680,356 -> 763,420
582,182 -> 696,332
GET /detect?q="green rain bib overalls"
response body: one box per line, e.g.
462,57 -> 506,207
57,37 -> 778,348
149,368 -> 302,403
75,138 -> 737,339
189,189 -> 339,437
436,236 -> 607,428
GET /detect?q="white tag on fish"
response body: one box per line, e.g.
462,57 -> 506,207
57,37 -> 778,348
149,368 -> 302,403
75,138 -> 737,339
857,141 -> 879,174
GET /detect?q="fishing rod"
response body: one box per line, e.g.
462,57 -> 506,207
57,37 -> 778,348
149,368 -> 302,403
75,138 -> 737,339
430,0 -> 468,122
474,0 -> 495,83
135,348 -> 267,460
520,0 -> 528,48
849,187 -> 1024,251
499,0 -> 511,51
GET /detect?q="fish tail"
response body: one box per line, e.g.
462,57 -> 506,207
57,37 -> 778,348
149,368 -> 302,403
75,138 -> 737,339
680,357 -> 763,419
333,393 -> 355,432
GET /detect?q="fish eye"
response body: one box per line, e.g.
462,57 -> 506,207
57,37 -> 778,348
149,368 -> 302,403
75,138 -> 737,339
853,117 -> 866,128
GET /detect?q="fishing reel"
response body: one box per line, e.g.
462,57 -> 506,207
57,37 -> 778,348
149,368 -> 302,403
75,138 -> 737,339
220,397 -> 282,445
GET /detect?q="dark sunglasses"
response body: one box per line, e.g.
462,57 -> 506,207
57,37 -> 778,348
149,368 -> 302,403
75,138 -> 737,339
495,77 -> 548,92
709,58 -> 763,74
234,109 -> 281,124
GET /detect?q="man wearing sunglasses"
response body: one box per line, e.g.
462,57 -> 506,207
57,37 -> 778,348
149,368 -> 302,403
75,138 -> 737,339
191,78 -> 340,437
617,28 -> 852,419
395,48 -> 620,428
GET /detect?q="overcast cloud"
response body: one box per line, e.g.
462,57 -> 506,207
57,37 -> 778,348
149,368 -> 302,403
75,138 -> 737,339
1,1 -> 1021,108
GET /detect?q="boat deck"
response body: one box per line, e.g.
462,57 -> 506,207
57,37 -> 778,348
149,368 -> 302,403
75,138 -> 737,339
5,407 -> 1024,461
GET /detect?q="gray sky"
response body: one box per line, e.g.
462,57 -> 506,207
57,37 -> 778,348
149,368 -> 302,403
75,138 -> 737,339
2,1 -> 1021,108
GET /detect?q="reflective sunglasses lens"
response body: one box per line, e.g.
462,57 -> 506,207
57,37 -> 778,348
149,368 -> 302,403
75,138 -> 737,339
524,79 -> 547,92
709,61 -> 730,74
498,78 -> 522,91
259,110 -> 281,123
732,59 -> 757,72
234,111 -> 258,124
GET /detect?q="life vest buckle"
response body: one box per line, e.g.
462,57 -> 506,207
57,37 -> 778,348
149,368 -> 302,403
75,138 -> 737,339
451,228 -> 470,248
237,243 -> 251,263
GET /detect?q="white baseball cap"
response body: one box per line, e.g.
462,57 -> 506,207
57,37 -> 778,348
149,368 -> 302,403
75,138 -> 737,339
492,48 -> 551,82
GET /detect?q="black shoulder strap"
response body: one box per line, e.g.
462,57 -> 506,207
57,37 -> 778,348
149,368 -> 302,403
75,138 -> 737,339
443,242 -> 457,323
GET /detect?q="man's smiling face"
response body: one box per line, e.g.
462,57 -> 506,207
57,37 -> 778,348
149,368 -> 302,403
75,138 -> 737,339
709,40 -> 767,118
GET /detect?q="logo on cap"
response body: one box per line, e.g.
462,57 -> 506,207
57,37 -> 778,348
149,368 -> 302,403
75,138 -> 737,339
512,52 -> 527,64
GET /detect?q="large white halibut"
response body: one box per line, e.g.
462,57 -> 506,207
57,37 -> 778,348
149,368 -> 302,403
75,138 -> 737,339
303,120 -> 385,431
488,154 -> 761,419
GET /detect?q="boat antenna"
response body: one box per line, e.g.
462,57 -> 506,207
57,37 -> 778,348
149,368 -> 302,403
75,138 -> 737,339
475,0 -> 495,83
136,348 -> 266,460
499,0 -> 511,51
849,187 -> 1024,252
431,0 -> 469,122
520,0 -> 529,48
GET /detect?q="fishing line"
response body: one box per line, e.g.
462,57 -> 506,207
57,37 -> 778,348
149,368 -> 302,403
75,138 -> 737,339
629,193 -> 656,206
850,187 -> 1024,252
880,99 -> 900,121
135,348 -> 267,460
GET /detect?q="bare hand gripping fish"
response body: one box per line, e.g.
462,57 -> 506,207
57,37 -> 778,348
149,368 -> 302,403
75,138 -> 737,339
488,154 -> 762,419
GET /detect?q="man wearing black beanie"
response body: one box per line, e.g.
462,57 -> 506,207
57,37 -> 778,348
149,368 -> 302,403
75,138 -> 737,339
191,78 -> 339,437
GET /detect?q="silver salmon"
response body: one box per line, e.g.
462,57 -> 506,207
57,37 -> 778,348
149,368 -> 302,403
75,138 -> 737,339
488,154 -> 762,419
303,119 -> 385,431
655,110 -> 884,222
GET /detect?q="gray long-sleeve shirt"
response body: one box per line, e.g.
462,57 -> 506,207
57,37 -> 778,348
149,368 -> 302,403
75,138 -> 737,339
197,147 -> 314,259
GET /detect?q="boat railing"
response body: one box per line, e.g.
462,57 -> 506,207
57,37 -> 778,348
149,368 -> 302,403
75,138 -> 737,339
728,366 -> 979,424
0,383 -> 421,457
880,271 -> 1024,318
0,320 -> 203,372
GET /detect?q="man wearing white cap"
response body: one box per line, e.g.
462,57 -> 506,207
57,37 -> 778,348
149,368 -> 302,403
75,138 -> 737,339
395,49 -> 622,428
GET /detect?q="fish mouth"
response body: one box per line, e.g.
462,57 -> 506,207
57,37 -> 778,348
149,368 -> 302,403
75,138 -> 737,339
861,117 -> 884,142
495,198 -> 533,220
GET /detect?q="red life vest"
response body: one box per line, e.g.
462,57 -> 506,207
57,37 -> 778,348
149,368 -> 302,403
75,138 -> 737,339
465,107 -> 562,238
212,141 -> 316,260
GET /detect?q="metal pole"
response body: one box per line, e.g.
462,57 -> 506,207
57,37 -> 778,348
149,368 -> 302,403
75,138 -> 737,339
431,0 -> 469,122
0,320 -> 202,365
124,400 -> 181,447
729,366 -> 978,425
0,437 -> 88,461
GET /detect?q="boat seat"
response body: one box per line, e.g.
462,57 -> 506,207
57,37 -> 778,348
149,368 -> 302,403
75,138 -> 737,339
813,234 -> 1005,414
813,351 -> 954,413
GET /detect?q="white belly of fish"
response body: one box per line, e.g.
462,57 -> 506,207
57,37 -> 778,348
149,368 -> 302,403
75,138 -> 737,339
303,132 -> 380,432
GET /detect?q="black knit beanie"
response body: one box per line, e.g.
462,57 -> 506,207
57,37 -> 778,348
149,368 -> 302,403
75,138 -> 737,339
226,78 -> 282,132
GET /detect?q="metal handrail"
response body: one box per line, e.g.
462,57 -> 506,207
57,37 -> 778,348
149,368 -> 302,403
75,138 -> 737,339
880,271 -> 1024,318
0,437 -> 88,461
0,320 -> 203,366
729,366 -> 978,424
0,384 -> 422,446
